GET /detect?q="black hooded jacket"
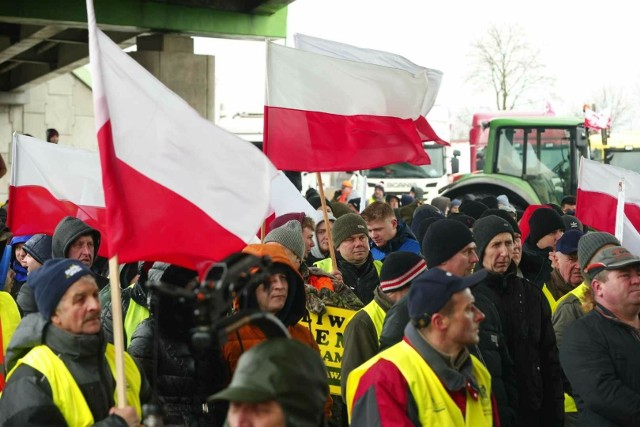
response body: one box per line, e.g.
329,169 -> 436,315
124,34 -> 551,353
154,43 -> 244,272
520,237 -> 554,288
473,263 -> 564,426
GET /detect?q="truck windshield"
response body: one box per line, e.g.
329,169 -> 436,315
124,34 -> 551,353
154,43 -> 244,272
592,148 -> 640,172
495,127 -> 573,203
364,145 -> 445,178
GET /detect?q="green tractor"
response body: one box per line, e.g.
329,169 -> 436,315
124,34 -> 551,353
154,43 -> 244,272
439,116 -> 589,210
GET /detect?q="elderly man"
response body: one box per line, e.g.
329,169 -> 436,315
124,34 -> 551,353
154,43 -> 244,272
211,338 -> 329,427
361,201 -> 420,261
560,246 -> 640,426
543,230 -> 585,311
346,267 -> 498,426
0,258 -> 151,426
472,215 -> 564,426
314,213 -> 382,305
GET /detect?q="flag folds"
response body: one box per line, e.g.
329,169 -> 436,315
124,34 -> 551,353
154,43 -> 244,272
576,158 -> 640,255
264,36 -> 444,172
88,16 -> 277,272
8,134 -> 108,255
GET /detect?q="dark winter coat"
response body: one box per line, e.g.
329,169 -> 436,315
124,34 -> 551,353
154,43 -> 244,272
334,252 -> 380,305
473,263 -> 564,427
560,304 -> 640,427
0,314 -> 152,426
520,238 -> 553,288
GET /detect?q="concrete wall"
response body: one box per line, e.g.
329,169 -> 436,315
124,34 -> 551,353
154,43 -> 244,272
0,72 -> 97,201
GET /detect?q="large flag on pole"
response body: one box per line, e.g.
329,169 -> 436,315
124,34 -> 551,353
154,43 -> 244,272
8,133 -> 109,255
264,38 -> 445,172
576,158 -> 640,255
87,8 -> 277,272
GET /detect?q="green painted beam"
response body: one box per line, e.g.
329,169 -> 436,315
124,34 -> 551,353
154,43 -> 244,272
0,0 -> 289,39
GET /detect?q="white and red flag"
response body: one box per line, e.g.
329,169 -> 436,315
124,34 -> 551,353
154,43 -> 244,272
87,9 -> 277,272
576,158 -> 640,255
264,36 -> 446,172
584,106 -> 612,130
8,133 -> 109,256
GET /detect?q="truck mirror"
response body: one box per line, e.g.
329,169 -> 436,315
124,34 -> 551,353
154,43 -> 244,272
576,129 -> 587,148
453,149 -> 461,157
451,157 -> 459,174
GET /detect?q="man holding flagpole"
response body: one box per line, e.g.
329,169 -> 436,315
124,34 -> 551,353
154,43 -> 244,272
0,259 -> 151,426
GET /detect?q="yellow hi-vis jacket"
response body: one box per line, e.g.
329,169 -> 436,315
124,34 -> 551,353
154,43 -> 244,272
346,340 -> 493,426
0,291 -> 20,390
553,282 -> 590,414
6,343 -> 142,426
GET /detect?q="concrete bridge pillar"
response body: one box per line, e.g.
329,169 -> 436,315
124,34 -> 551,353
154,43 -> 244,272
129,34 -> 215,121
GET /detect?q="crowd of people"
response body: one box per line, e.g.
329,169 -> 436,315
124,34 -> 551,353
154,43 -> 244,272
0,183 -> 639,427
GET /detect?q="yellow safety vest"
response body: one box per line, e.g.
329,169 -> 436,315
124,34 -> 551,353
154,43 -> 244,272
542,284 -> 558,313
6,343 -> 142,426
0,291 -> 20,390
553,282 -> 589,414
124,297 -> 150,348
361,299 -> 386,340
314,258 -> 383,276
346,340 -> 493,426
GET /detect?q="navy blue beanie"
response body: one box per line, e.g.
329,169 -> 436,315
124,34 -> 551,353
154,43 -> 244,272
32,258 -> 96,319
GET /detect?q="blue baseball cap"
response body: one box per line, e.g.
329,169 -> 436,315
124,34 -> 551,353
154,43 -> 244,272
556,229 -> 585,255
408,268 -> 488,326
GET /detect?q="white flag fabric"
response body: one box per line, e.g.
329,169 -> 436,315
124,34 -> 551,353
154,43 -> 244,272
8,133 -> 108,255
577,158 -> 640,255
87,6 -> 277,272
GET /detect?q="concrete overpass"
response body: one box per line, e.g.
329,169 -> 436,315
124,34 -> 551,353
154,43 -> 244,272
0,0 -> 293,96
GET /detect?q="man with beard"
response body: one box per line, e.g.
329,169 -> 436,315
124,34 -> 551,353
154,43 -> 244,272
0,259 -> 151,426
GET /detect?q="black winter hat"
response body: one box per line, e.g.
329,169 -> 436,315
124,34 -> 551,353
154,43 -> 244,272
52,216 -> 101,260
473,215 -> 514,262
379,251 -> 427,293
415,217 -> 443,246
308,195 -> 331,211
447,213 -> 475,228
528,208 -> 564,245
480,196 -> 499,209
459,199 -> 488,219
423,219 -> 474,268
332,213 -> 368,248
23,234 -> 53,265
481,209 -> 521,235
411,204 -> 444,238
562,215 -> 583,232
32,259 -> 96,319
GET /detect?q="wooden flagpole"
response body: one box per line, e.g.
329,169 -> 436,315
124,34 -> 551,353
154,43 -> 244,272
108,255 -> 127,407
315,173 -> 338,271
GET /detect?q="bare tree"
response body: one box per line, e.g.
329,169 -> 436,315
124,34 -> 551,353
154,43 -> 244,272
590,84 -> 636,130
468,24 -> 552,110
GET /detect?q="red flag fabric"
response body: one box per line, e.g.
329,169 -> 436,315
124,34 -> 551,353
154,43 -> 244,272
264,38 -> 445,172
8,134 -> 109,256
87,14 -> 277,273
576,158 -> 640,255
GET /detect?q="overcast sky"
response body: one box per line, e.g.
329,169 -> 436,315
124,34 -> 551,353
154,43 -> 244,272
195,0 -> 640,130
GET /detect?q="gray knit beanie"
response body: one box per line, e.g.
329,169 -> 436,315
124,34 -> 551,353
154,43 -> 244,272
577,231 -> 620,274
473,215 -> 514,262
332,213 -> 368,248
264,220 -> 306,262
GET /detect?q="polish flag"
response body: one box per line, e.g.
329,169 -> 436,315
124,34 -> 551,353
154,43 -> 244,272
8,133 -> 109,256
264,38 -> 445,172
87,8 -> 277,272
576,158 -> 640,255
